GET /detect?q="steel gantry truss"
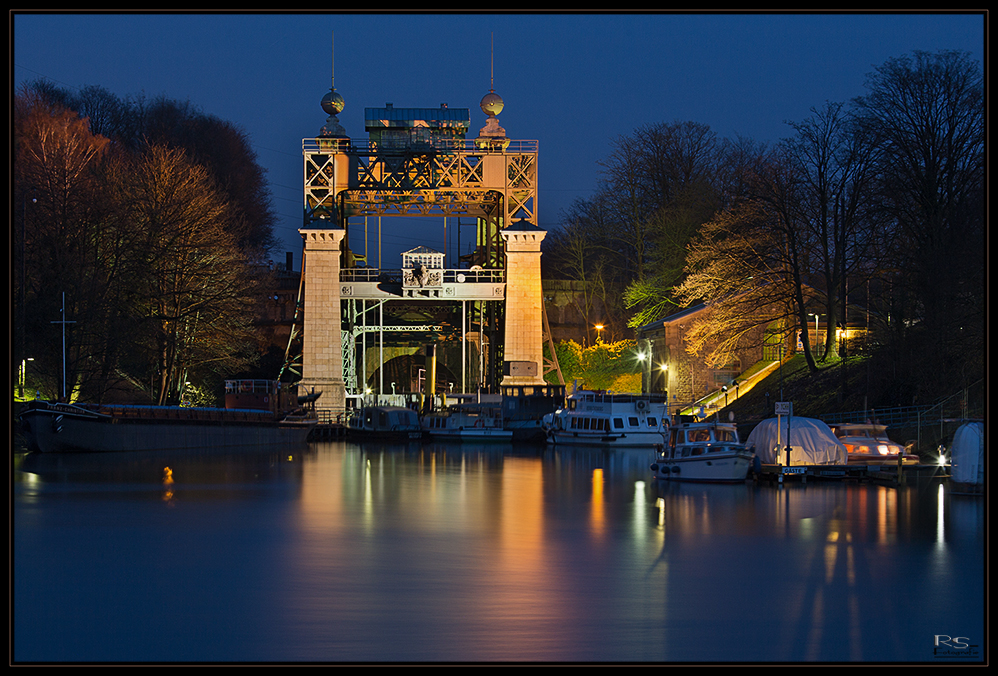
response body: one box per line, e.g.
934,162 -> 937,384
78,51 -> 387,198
303,139 -> 538,225
297,118 -> 554,402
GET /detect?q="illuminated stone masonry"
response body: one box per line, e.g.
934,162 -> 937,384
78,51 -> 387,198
297,57 -> 552,403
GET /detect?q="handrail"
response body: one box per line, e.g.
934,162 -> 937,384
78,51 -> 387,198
340,268 -> 505,283
303,138 -> 539,155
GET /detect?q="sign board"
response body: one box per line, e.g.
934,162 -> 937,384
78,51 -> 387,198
782,466 -> 807,475
506,361 -> 538,377
775,401 -> 793,415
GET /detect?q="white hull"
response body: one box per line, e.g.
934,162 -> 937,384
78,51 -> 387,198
651,450 -> 754,482
422,404 -> 512,442
543,391 -> 670,450
546,429 -> 667,448
651,420 -> 755,482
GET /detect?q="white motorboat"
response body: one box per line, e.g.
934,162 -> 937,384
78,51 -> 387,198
422,403 -> 512,442
542,391 -> 670,448
651,420 -> 755,482
827,423 -> 919,466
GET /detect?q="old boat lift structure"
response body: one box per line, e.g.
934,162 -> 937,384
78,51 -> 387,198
289,49 -> 562,419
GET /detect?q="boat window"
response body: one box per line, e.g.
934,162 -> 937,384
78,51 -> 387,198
613,418 -> 624,429
628,417 -> 639,427
691,447 -> 704,456
681,447 -> 692,457
647,417 -> 657,427
583,418 -> 590,430
689,429 -> 710,442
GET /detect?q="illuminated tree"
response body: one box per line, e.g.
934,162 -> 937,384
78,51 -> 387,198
15,84 -> 270,404
108,145 -> 264,405
14,88 -> 114,400
672,198 -> 796,369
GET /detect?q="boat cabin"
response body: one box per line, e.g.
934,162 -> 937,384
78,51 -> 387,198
224,380 -> 297,415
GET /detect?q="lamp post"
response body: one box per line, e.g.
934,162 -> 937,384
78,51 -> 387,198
594,324 -> 604,344
18,357 -> 34,399
810,313 -> 821,356
51,292 -> 76,402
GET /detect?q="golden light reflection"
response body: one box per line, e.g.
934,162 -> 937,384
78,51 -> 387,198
162,466 -> 174,504
591,468 -> 605,537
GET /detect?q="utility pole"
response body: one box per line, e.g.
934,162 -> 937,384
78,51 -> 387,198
50,292 -> 76,402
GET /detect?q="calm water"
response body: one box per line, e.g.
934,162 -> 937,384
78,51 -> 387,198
13,440 -> 985,664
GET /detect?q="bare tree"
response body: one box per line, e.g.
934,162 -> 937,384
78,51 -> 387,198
782,101 -> 879,359
852,50 -> 984,398
110,145 -> 263,405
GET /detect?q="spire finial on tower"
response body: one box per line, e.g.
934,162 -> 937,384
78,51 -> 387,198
477,31 -> 507,147
319,31 -> 347,138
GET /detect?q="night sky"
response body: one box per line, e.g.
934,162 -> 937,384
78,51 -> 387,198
12,11 -> 986,265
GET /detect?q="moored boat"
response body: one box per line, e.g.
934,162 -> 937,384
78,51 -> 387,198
421,403 -> 512,441
347,405 -> 423,441
500,384 -> 566,443
543,391 -> 670,448
827,422 -> 920,466
651,419 -> 755,482
17,379 -> 317,454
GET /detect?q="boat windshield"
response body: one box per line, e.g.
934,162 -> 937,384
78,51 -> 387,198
714,428 -> 738,442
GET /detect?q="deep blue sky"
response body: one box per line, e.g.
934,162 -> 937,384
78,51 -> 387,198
12,12 -> 986,267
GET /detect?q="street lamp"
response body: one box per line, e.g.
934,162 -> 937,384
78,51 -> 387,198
809,313 -> 821,353
594,324 -> 605,343
18,357 -> 34,399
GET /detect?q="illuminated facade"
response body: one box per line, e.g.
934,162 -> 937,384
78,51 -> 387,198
295,64 -> 554,410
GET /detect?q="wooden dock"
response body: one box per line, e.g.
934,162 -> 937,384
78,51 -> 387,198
756,463 -> 949,486
307,422 -> 348,440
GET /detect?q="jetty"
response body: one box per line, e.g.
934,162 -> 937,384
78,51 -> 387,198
755,462 -> 949,486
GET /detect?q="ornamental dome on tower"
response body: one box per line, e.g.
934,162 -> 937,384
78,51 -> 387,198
319,87 -> 347,138
480,90 -> 504,118
321,88 -> 345,116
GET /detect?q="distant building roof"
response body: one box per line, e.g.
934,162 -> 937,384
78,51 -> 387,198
636,304 -> 707,335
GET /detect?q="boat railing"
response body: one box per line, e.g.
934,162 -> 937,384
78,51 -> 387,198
571,391 -> 669,404
316,408 -> 352,425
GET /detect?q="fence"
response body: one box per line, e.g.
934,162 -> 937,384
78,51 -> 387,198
820,380 -> 983,453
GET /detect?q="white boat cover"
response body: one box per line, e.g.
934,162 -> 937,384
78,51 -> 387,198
746,417 -> 847,465
950,422 -> 983,486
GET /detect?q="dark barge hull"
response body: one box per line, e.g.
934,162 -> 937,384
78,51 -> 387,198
18,401 -> 316,453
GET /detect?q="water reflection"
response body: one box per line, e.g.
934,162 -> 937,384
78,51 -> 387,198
13,441 -> 984,663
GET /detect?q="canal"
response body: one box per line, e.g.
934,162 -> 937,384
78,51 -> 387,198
13,441 -> 985,663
